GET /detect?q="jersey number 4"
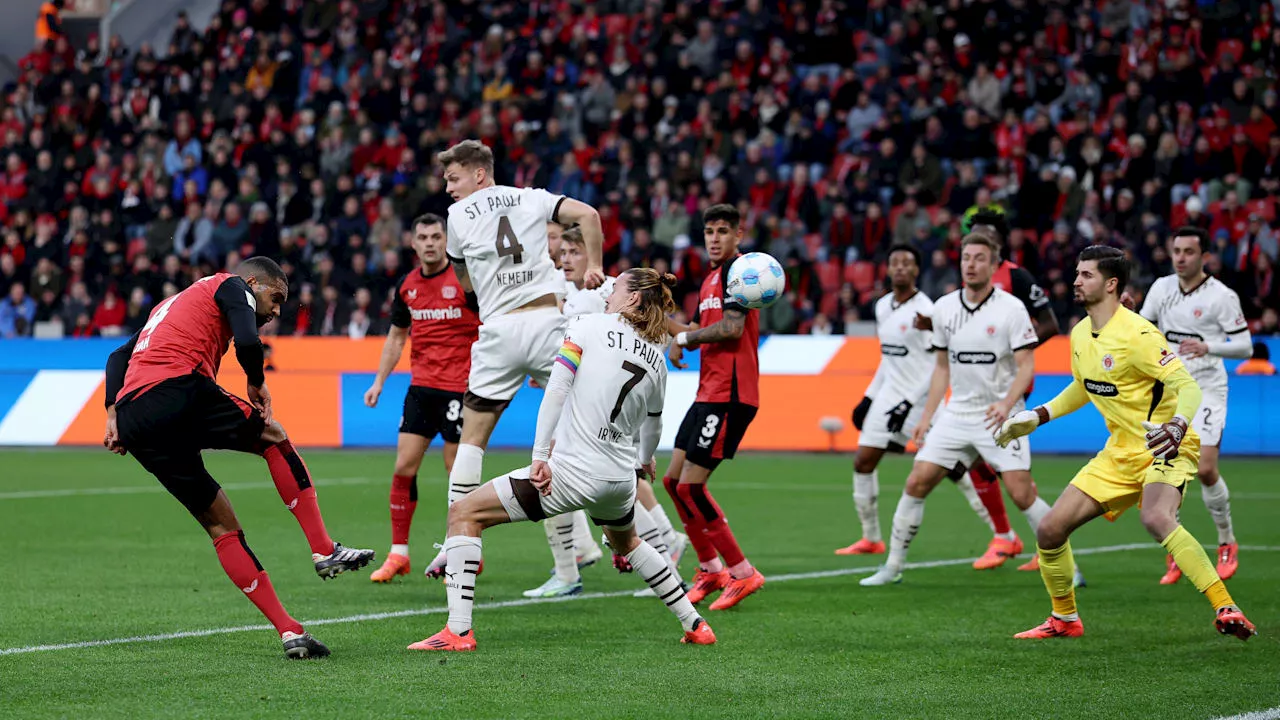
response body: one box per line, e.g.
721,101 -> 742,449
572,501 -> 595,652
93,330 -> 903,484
495,216 -> 524,264
610,361 -> 646,423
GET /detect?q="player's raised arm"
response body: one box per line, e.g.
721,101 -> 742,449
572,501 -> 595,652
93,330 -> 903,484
530,334 -> 583,494
554,197 -> 605,288
996,379 -> 1089,447
445,221 -> 474,293
676,306 -> 746,348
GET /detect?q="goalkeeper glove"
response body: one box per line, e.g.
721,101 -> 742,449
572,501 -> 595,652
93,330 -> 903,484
885,400 -> 913,434
852,396 -> 872,430
996,409 -> 1043,447
1141,417 -> 1189,460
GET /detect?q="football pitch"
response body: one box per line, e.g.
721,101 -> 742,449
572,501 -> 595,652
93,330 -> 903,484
2,449 -> 1277,719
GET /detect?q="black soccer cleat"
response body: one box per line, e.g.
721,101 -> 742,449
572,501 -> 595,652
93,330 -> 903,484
314,542 -> 376,579
283,631 -> 331,659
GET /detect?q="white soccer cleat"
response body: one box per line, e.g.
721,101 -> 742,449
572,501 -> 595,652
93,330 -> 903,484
669,533 -> 689,567
859,567 -> 903,586
522,576 -> 583,598
576,542 -> 604,570
423,549 -> 448,579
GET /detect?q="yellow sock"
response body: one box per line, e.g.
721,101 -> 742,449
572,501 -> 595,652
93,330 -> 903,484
1161,526 -> 1234,610
1038,543 -> 1077,618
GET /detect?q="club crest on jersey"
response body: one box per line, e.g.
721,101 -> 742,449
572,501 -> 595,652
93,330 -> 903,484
1193,307 -> 1203,319
442,285 -> 457,299
407,289 -> 417,300
1101,354 -> 1114,371
986,325 -> 996,336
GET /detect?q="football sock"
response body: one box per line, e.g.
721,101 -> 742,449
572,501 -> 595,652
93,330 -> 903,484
884,492 -> 925,573
570,510 -> 598,556
954,474 -> 995,533
665,476 -> 718,567
627,540 -> 699,631
853,470 -> 882,542
390,473 -> 418,552
545,513 -> 580,583
648,504 -> 678,548
969,462 -> 1012,534
448,444 -> 485,506
1161,526 -> 1234,610
1021,496 -> 1051,534
213,531 -> 303,636
634,503 -> 674,567
1036,542 -> 1077,621
261,439 -> 334,556
679,483 -> 751,576
443,534 -> 483,635
1200,477 -> 1235,545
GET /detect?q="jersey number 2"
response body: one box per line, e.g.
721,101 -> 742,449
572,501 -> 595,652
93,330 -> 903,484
610,361 -> 646,423
495,216 -> 524,264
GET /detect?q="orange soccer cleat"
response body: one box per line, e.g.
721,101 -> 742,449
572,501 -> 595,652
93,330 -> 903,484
1215,606 -> 1256,641
1016,554 -> 1040,572
834,539 -> 887,555
681,618 -> 717,645
685,569 -> 730,604
973,535 -> 1024,570
408,626 -> 477,652
1159,554 -> 1182,585
709,569 -> 766,611
1216,543 -> 1239,580
1013,616 -> 1084,639
370,553 -> 411,583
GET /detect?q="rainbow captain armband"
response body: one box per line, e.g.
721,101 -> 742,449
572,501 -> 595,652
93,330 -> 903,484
555,341 -> 583,374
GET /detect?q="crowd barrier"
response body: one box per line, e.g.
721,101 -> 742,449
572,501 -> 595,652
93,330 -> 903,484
0,336 -> 1274,455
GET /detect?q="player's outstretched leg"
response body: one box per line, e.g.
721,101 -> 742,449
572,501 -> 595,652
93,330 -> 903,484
605,525 -> 714,645
664,473 -> 728,604
525,512 -> 583,598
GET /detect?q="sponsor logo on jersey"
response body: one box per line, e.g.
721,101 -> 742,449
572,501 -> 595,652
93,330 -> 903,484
952,351 -> 998,364
407,289 -> 417,299
442,285 -> 457,299
881,344 -> 909,357
1084,379 -> 1119,396
410,306 -> 465,321
1165,330 -> 1204,344
699,296 -> 723,313
1159,349 -> 1176,366
1102,353 -> 1114,371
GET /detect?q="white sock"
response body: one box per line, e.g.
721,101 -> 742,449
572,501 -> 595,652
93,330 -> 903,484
853,470 -> 882,542
956,474 -> 996,533
570,510 -> 599,556
1201,477 -> 1235,545
390,543 -> 409,557
447,444 -> 485,506
1021,496 -> 1052,533
627,540 -> 699,631
648,504 -> 678,547
1052,611 -> 1080,622
884,493 -> 925,573
545,513 -> 580,583
634,503 -> 675,569
443,535 -> 483,635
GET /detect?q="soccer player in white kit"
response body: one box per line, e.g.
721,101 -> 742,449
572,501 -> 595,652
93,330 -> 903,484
835,245 -> 999,555
408,269 -> 716,651
421,140 -> 607,579
1140,226 -> 1251,582
862,234 -> 1053,586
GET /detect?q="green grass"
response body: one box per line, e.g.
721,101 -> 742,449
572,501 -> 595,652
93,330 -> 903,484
1,449 -> 1278,719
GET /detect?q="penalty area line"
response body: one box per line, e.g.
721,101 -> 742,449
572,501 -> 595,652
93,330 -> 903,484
1211,707 -> 1280,720
0,542 -> 1153,657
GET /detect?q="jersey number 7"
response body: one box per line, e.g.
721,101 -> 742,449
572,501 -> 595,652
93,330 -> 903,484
610,361 -> 646,422
496,216 -> 524,264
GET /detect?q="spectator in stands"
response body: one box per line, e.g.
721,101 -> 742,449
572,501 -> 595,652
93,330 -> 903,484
0,282 -> 36,338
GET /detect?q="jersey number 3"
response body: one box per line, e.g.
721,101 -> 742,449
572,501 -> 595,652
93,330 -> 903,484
495,216 -> 524,264
610,361 -> 646,423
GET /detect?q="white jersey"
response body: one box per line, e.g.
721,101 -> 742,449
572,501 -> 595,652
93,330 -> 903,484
1140,275 -> 1250,390
867,290 -> 935,407
554,313 -> 667,480
562,276 -> 615,317
930,287 -> 1038,417
446,185 -> 568,321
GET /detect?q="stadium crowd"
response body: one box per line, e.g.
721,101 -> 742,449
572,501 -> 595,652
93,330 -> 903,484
1,0 -> 1280,340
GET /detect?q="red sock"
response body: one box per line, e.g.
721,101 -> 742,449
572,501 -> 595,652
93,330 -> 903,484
679,483 -> 749,572
970,460 -> 1012,535
262,440 -> 334,556
390,474 -> 418,547
664,476 -> 718,565
213,531 -> 304,636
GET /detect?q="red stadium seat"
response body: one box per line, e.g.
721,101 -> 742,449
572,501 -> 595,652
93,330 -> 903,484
1169,204 -> 1188,228
804,233 -> 824,258
816,259 -> 842,292
819,293 -> 840,318
845,261 -> 877,295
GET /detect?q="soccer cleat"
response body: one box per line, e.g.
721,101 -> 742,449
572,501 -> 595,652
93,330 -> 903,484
576,543 -> 604,570
1216,542 -> 1239,580
1016,554 -> 1040,572
521,576 -> 583,598
408,626 -> 476,652
1014,616 -> 1084,639
314,542 -> 375,579
681,618 -> 717,645
612,552 -> 633,573
685,569 -> 730,604
423,549 -> 447,579
370,553 -> 410,583
282,631 -> 331,659
670,532 -> 689,566
709,569 -> 766,610
835,538 -> 887,555
1159,554 -> 1182,585
973,535 -> 1023,570
1215,606 -> 1256,641
859,566 -> 903,586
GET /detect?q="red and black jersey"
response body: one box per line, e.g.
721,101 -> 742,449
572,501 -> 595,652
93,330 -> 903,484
692,258 -> 760,407
992,260 -> 1051,320
389,264 -> 480,393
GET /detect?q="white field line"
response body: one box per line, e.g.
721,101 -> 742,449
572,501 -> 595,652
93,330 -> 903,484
0,542 -> 1162,657
1211,708 -> 1280,720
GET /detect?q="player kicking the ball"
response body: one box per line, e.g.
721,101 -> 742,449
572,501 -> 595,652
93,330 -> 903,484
996,246 -> 1255,641
104,257 -> 374,659
1140,227 -> 1251,583
408,269 -> 714,651
420,140 -> 607,583
861,233 -> 1053,587
364,214 -> 480,582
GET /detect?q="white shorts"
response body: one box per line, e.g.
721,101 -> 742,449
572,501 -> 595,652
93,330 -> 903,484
493,462 -> 637,530
1192,385 -> 1227,448
858,394 -> 926,450
915,409 -> 1031,473
467,307 -> 567,402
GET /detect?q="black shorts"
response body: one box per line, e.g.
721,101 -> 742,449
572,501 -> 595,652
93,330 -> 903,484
115,374 -> 266,516
400,386 -> 464,444
674,401 -> 758,471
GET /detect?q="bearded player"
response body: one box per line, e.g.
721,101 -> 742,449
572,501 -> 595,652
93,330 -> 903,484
104,257 -> 374,659
364,214 -> 481,582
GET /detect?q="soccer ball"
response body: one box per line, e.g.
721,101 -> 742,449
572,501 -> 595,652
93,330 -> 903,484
726,252 -> 786,309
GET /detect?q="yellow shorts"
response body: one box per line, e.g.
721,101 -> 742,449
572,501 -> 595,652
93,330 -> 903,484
1069,447 -> 1198,521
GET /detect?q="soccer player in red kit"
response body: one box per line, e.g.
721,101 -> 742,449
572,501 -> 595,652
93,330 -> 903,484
365,214 -> 480,581
665,203 -> 766,610
104,257 -> 375,659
